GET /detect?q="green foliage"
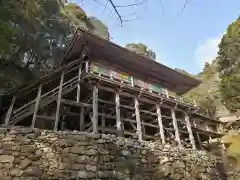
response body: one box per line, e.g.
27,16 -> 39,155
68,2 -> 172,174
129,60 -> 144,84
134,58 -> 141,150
184,61 -> 220,117
217,17 -> 240,113
125,43 -> 156,60
0,0 -> 110,93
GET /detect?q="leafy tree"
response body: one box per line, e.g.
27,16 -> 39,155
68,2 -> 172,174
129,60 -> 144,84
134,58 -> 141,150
217,17 -> 240,113
125,43 -> 156,60
0,0 -> 110,93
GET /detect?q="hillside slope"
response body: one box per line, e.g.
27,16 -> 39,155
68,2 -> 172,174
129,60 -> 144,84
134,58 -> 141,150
184,60 -> 231,118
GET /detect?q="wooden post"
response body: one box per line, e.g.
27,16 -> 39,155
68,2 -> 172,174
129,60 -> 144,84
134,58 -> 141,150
196,132 -> 203,149
220,139 -> 226,151
101,109 -> 105,133
115,91 -> 123,136
165,89 -> 169,98
156,104 -> 165,144
192,119 -> 203,149
31,84 -> 42,129
54,71 -> 64,131
171,108 -> 181,146
134,97 -> 142,141
76,64 -> 82,102
85,61 -> 89,73
184,112 -> 196,150
4,96 -> 16,125
92,84 -> 98,133
80,107 -> 85,131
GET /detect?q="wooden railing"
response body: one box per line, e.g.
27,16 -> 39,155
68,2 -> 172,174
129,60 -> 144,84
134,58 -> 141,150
88,62 -> 196,106
87,62 -> 218,120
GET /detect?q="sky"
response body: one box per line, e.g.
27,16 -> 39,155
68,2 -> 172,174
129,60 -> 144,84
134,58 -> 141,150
74,0 -> 240,74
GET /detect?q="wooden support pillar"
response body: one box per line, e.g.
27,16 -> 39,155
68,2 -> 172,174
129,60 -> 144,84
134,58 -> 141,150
171,108 -> 181,146
184,112 -> 196,150
196,132 -> 203,150
220,139 -> 226,151
101,109 -> 105,133
85,61 -> 89,73
4,96 -> 16,125
54,71 -> 64,131
31,84 -> 42,129
115,91 -> 123,136
134,97 -> 142,141
80,107 -> 85,131
92,84 -> 98,133
156,104 -> 165,144
77,65 -> 83,131
76,64 -> 82,102
192,119 -> 203,150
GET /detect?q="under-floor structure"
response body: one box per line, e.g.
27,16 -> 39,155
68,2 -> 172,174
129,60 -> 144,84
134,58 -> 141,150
0,28 -> 223,150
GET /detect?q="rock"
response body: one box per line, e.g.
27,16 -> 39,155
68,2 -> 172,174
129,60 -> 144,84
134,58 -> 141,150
86,171 -> 96,178
59,163 -> 71,170
71,163 -> 85,170
10,168 -> 22,177
9,127 -> 32,134
70,146 -> 85,154
2,136 -> 15,141
23,167 -> 42,176
19,159 -> 32,170
62,154 -> 78,163
96,139 -> 105,143
28,154 -> 41,161
0,155 -> 14,163
85,149 -> 97,156
11,151 -> 20,157
76,141 -> 89,146
86,164 -> 97,171
77,170 -> 88,178
76,155 -> 88,163
21,145 -> 37,153
99,148 -> 109,155
0,127 -> 7,133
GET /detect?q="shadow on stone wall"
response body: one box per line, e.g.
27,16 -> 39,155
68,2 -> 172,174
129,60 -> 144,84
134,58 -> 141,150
0,126 -> 236,180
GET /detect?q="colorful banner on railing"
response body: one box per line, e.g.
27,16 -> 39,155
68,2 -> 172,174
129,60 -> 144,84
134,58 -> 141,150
150,84 -> 164,94
133,79 -> 150,90
91,64 -> 110,76
111,71 -> 131,83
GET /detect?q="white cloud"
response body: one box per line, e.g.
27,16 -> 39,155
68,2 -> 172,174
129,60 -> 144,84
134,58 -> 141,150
194,37 -> 221,69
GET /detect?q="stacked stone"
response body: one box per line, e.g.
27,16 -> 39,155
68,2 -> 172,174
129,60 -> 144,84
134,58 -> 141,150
0,127 -> 236,180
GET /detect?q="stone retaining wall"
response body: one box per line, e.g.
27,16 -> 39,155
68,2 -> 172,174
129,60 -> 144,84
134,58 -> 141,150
0,127 -> 233,180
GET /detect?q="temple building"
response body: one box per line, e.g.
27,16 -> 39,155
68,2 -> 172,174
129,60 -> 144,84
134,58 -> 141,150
0,28 -> 223,150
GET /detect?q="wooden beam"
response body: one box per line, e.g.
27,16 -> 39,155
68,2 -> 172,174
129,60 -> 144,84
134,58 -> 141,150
101,110 -> 105,133
80,107 -> 85,131
156,104 -> 165,144
184,112 -> 196,150
196,132 -> 203,150
76,64 -> 82,102
171,108 -> 181,147
99,98 -> 134,110
4,96 -> 16,125
36,115 -> 55,121
92,84 -> 98,133
134,97 -> 142,141
61,99 -> 92,108
31,84 -> 42,129
115,91 -> 123,136
54,71 -> 64,131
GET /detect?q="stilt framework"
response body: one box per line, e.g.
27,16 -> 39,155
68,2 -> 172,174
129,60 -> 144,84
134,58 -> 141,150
1,58 -> 223,150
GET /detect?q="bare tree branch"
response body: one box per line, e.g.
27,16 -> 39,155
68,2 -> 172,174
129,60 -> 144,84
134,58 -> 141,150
107,0 -> 123,25
115,0 -> 147,8
101,0 -> 109,16
179,0 -> 194,16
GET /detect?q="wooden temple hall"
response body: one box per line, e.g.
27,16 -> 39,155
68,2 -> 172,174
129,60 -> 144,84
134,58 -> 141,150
0,28 -> 224,150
